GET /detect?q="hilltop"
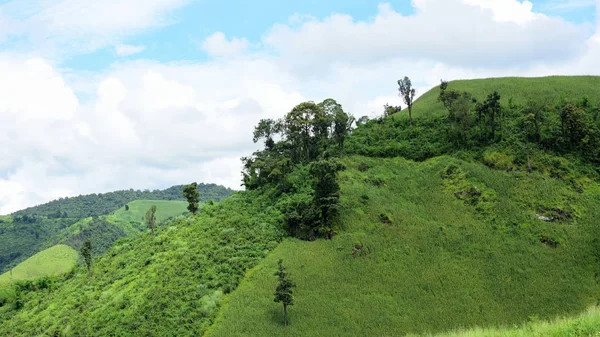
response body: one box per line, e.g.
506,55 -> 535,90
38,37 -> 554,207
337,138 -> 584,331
1,76 -> 600,336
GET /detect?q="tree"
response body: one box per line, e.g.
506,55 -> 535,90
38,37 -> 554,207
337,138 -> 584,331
183,183 -> 200,214
145,205 -> 157,236
522,100 -> 547,144
274,259 -> 295,327
475,91 -> 502,143
310,158 -> 344,239
383,104 -> 401,117
81,239 -> 93,279
284,102 -> 321,163
253,119 -> 280,151
332,108 -> 354,159
398,76 -> 416,126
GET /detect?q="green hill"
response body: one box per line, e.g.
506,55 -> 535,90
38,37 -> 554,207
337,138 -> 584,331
0,245 -> 78,288
409,76 -> 600,119
205,155 -> 600,336
106,200 -> 190,232
0,184 -> 233,273
2,76 -> 600,336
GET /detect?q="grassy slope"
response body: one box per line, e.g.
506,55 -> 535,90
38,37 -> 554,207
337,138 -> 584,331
105,199 -> 190,233
0,245 -> 78,288
206,155 -> 600,336
0,195 -> 284,336
413,306 -> 600,337
407,76 -> 600,119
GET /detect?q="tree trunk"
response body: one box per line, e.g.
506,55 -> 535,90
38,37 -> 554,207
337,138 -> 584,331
283,304 -> 288,327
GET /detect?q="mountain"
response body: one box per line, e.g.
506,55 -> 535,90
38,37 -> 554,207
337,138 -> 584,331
0,183 -> 234,273
1,76 -> 600,336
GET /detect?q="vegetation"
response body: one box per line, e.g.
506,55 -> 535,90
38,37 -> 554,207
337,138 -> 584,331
0,245 -> 78,288
80,240 -> 93,279
145,205 -> 157,236
3,76 -> 600,336
414,306 -> 600,337
398,76 -> 417,126
0,193 -> 284,336
11,183 -> 233,219
206,155 -> 600,336
273,259 -> 295,327
183,183 -> 200,214
1,191 -> 220,273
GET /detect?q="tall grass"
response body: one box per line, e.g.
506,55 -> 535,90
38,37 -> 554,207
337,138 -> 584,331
206,155 -> 600,336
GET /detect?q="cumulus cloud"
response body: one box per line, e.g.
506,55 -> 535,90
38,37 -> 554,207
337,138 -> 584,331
264,1 -> 591,70
1,0 -> 600,214
201,32 -> 250,57
115,44 -> 146,57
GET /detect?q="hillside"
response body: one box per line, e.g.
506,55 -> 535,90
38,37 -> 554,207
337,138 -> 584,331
0,245 -> 78,288
0,184 -> 233,273
409,76 -> 600,119
1,76 -> 600,336
205,155 -> 600,336
0,193 -> 283,336
106,200 -> 190,232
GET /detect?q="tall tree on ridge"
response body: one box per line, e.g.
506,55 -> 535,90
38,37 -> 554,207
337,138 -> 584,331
183,182 -> 200,214
398,76 -> 417,126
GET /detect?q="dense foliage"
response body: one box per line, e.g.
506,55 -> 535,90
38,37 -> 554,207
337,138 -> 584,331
242,99 -> 352,239
0,183 -> 231,273
0,192 -> 285,336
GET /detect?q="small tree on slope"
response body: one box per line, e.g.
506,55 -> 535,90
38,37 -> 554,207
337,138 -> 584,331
274,259 -> 296,327
145,205 -> 157,236
183,182 -> 200,214
81,239 -> 93,279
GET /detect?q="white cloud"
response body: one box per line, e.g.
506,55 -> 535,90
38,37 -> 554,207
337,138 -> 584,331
115,44 -> 146,57
201,32 -> 250,57
263,1 -> 590,70
1,0 -> 600,214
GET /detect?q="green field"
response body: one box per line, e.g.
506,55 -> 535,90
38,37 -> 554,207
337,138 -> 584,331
0,245 -> 78,288
105,199 -> 190,233
205,155 -> 600,336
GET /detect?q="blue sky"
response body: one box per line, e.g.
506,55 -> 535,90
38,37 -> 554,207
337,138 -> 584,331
0,0 -> 599,213
12,0 -> 595,71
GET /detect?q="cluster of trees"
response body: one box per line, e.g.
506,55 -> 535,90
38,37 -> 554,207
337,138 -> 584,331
241,99 -> 354,240
438,80 -> 600,162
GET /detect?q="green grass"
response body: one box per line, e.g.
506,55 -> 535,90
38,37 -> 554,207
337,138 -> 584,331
105,200 -> 190,233
0,245 -> 78,288
414,306 -> 600,337
406,76 -> 600,120
205,155 -> 600,337
0,195 -> 284,336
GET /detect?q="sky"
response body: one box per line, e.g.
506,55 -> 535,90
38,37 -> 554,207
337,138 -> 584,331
0,0 -> 599,214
